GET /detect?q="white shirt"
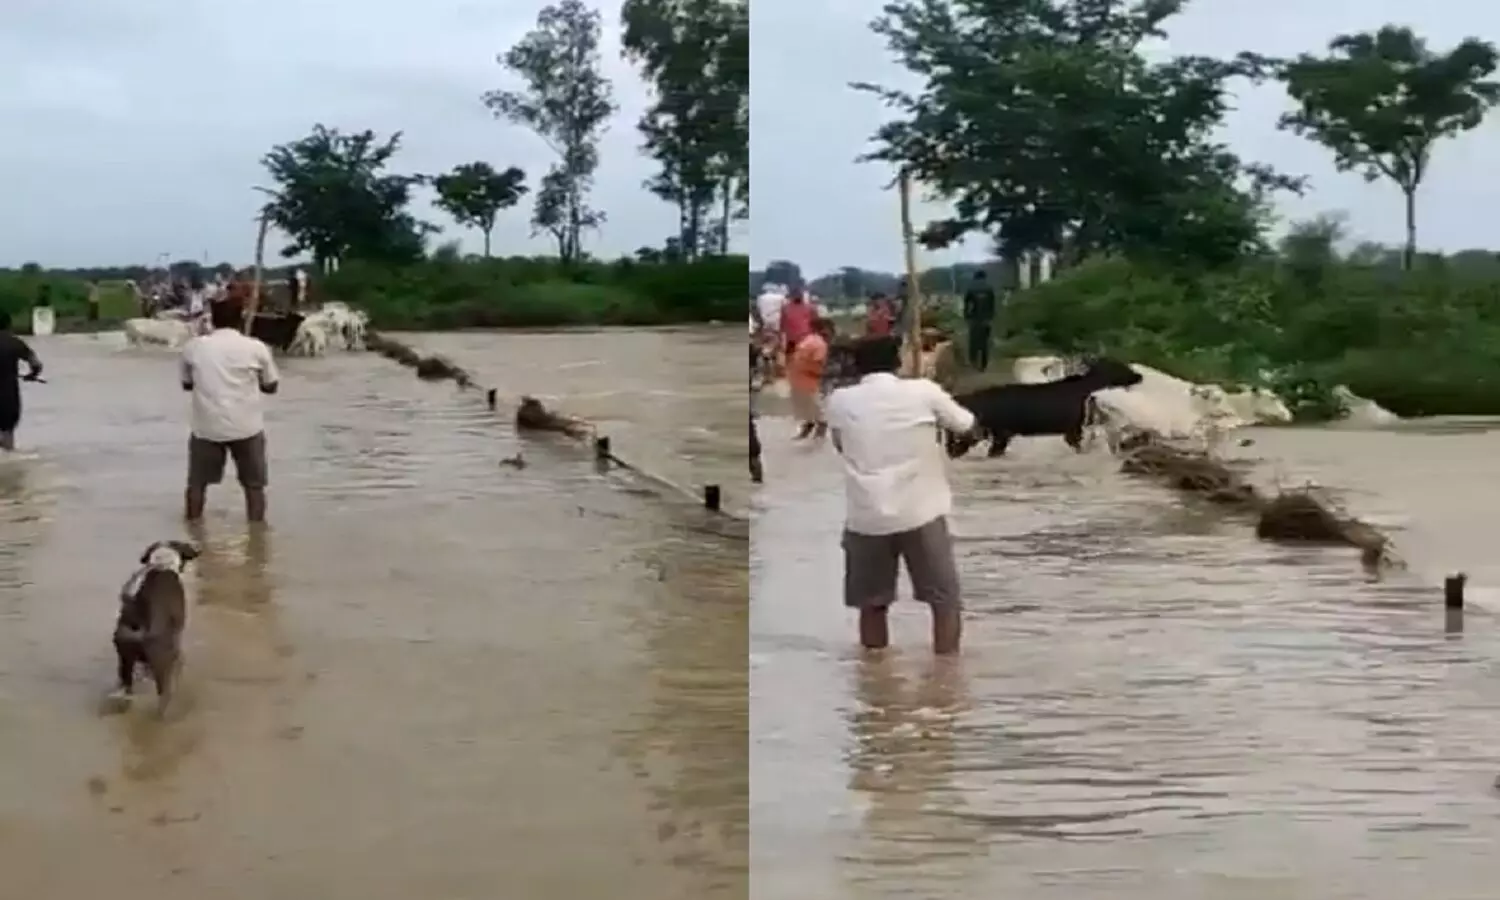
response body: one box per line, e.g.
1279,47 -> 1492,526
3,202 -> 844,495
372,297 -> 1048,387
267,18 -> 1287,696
179,328 -> 279,442
824,373 -> 976,536
755,291 -> 786,330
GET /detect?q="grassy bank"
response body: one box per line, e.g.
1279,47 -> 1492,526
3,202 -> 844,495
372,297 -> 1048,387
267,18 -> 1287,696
1,254 -> 747,333
319,255 -> 747,330
929,255 -> 1500,421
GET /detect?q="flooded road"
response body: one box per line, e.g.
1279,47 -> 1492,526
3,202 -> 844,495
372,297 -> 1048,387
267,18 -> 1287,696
0,327 -> 746,900
751,413 -> 1500,900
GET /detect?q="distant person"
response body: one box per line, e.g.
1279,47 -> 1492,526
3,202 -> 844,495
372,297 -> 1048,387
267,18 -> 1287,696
749,341 -> 764,484
293,268 -> 310,308
961,271 -> 998,371
779,288 -> 815,355
824,335 -> 977,656
179,299 -> 279,523
87,281 -> 101,322
787,318 -> 833,440
0,311 -> 44,452
865,293 -> 896,337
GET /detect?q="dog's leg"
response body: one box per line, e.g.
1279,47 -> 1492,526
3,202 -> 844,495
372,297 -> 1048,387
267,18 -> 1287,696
113,639 -> 136,695
987,433 -> 1012,457
144,640 -> 178,718
1064,427 -> 1085,452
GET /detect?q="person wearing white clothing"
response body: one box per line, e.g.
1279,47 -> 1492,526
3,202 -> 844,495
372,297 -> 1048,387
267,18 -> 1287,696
179,300 -> 280,523
824,335 -> 977,654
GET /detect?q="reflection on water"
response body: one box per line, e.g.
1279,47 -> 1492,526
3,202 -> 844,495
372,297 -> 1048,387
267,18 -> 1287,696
752,414 -> 1500,900
0,328 -> 746,900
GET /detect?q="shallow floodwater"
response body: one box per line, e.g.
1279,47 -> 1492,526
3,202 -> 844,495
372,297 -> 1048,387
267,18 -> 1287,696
0,327 -> 746,899
752,413 -> 1500,900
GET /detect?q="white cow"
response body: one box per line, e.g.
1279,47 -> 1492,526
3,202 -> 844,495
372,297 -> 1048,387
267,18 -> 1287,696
1014,356 -> 1293,449
1332,386 -> 1400,426
286,302 -> 370,356
124,317 -> 193,348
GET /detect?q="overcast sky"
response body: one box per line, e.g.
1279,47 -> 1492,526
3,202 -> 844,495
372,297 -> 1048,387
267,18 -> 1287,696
750,0 -> 1500,277
0,0 -> 746,268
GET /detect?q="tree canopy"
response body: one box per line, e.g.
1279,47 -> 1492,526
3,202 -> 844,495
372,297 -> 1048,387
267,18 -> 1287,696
485,0 -> 616,263
260,125 -> 431,271
621,0 -> 748,258
1278,26 -> 1500,270
429,162 -> 528,258
854,0 -> 1303,271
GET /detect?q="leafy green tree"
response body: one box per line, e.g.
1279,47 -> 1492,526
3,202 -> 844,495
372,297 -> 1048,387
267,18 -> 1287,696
854,0 -> 1301,271
620,0 -> 747,257
484,0 -> 615,264
530,169 -> 571,258
260,125 -> 431,271
1278,27 -> 1500,271
429,162 -> 528,257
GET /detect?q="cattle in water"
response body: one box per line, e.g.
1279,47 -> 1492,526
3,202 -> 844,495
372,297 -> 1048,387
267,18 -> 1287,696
945,356 -> 1143,458
248,312 -> 304,352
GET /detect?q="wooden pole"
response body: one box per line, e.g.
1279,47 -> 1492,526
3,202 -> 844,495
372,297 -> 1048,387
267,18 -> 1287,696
244,211 -> 269,333
897,169 -> 923,377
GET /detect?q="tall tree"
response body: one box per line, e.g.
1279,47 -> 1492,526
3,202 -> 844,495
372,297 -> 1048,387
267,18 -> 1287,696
854,0 -> 1301,271
1278,27 -> 1500,270
484,0 -> 615,264
429,162 -> 528,257
620,0 -> 747,258
260,125 -> 431,272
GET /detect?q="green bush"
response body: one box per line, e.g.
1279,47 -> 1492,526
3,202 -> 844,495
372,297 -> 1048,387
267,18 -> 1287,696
981,255 -> 1500,420
319,254 -> 746,329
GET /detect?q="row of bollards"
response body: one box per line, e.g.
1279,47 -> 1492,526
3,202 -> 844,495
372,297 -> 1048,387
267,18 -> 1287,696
367,331 -> 736,519
1445,572 -> 1468,635
592,435 -> 723,512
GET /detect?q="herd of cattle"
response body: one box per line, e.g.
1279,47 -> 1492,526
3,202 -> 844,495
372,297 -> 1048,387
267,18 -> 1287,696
122,302 -> 370,356
749,329 -> 1373,460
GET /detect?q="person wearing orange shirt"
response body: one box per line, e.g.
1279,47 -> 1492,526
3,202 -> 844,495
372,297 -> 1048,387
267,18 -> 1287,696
788,318 -> 833,439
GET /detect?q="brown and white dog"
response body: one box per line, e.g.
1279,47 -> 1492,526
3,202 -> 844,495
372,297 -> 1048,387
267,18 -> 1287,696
112,540 -> 199,715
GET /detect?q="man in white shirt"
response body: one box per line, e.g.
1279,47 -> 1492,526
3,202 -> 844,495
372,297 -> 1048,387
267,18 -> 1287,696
824,335 -> 978,655
179,300 -> 280,523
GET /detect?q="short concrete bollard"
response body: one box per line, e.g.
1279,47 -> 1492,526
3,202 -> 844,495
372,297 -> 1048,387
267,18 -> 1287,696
1445,573 -> 1467,610
703,484 -> 721,512
595,436 -> 611,462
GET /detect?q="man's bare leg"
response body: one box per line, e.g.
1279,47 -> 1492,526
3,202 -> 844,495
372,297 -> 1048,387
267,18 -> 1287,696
184,486 -> 207,521
244,487 -> 266,524
931,605 -> 962,656
859,606 -> 891,651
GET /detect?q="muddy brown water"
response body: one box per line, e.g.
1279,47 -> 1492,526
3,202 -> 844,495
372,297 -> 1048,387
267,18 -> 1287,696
752,412 -> 1500,900
0,326 -> 746,900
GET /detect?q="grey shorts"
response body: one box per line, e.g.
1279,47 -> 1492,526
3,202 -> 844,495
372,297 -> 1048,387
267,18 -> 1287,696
188,432 -> 268,489
842,515 -> 961,609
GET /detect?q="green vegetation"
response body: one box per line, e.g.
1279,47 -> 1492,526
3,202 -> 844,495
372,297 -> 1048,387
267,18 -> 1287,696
762,2 -> 1500,420
0,270 -> 137,333
319,253 -> 746,329
987,245 -> 1500,420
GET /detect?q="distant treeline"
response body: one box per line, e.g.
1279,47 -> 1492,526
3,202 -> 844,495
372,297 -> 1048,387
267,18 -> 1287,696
0,260 -> 303,284
753,246 -> 1500,304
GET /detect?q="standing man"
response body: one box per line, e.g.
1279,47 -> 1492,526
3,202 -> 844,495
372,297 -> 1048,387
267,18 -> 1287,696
824,335 -> 978,655
961,270 -> 997,371
779,287 -> 814,358
179,299 -> 279,523
0,312 -> 44,451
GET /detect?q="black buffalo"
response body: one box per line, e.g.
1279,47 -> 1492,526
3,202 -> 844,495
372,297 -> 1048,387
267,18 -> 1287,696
946,356 -> 1143,458
248,312 -> 304,352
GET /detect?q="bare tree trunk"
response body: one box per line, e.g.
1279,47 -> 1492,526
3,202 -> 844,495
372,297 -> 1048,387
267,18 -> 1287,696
482,228 -> 492,258
1402,188 -> 1417,271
